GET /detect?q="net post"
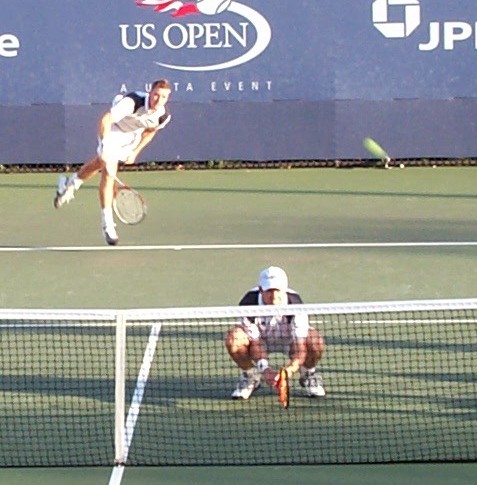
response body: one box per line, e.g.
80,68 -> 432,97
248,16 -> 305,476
114,312 -> 127,465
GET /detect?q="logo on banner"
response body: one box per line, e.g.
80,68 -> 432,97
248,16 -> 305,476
121,0 -> 272,71
372,0 -> 477,51
0,32 -> 20,58
372,0 -> 421,38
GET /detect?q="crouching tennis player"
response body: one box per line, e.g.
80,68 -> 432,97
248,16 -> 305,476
225,266 -> 326,400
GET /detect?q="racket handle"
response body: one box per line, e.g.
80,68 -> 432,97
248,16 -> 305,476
277,367 -> 289,409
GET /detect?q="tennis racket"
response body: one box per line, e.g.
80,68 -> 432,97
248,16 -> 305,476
276,367 -> 290,409
112,176 -> 147,225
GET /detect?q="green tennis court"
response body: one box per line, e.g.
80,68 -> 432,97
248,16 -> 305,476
1,167 -> 476,484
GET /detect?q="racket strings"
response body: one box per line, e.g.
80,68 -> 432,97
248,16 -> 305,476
114,188 -> 146,225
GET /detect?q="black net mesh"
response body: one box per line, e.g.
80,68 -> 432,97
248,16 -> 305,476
1,302 -> 476,467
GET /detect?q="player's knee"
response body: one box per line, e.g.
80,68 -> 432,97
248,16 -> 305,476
99,160 -> 116,182
225,327 -> 249,354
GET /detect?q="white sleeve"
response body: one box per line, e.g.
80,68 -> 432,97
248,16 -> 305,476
110,96 -> 135,123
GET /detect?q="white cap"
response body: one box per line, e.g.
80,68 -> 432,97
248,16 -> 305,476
258,266 -> 288,291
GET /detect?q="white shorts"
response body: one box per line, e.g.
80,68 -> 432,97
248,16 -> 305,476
97,130 -> 141,174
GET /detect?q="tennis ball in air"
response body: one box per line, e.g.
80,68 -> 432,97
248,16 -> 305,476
197,0 -> 232,15
362,137 -> 386,159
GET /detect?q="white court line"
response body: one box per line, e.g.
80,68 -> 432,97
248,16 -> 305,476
1,241 -> 477,252
108,323 -> 162,485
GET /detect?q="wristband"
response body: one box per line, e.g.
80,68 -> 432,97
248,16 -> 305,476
256,359 -> 269,373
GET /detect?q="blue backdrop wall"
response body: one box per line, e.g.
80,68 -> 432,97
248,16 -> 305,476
1,0 -> 477,163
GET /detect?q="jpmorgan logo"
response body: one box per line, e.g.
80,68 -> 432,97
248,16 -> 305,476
121,0 -> 272,72
372,0 -> 421,38
372,0 -> 477,51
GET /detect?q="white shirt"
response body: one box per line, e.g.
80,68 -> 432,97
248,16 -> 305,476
239,289 -> 310,344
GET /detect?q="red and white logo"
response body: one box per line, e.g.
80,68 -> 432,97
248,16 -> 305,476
136,0 -> 232,17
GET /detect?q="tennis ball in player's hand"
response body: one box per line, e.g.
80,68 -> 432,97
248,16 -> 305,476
197,0 -> 232,15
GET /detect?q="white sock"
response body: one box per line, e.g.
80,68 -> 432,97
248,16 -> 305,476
101,207 -> 114,227
72,175 -> 83,190
67,173 -> 82,190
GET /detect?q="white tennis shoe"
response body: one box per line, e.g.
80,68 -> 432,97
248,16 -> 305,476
299,371 -> 326,397
54,175 -> 75,208
102,223 -> 119,246
231,370 -> 261,400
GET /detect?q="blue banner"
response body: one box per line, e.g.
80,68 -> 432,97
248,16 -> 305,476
1,1 -> 477,162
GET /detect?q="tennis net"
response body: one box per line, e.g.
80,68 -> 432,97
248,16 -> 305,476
1,298 -> 476,466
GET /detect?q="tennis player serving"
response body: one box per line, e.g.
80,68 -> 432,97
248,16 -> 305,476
225,266 -> 326,400
54,79 -> 172,245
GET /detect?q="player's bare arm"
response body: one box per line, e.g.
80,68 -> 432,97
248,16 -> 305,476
125,128 -> 158,165
285,338 -> 308,376
98,111 -> 113,139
